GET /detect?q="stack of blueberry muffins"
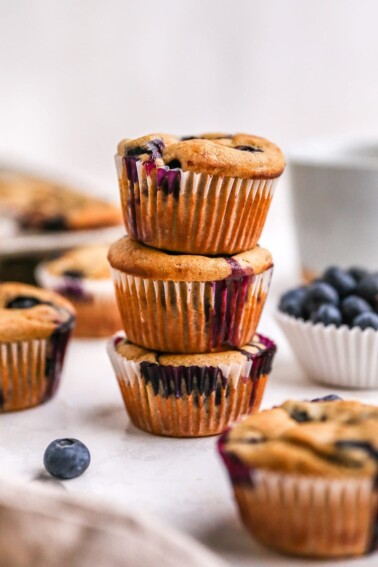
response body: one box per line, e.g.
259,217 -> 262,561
107,133 -> 285,437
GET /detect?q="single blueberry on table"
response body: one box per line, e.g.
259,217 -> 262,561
278,287 -> 306,318
356,274 -> 378,309
352,312 -> 378,331
6,296 -> 43,309
311,394 -> 343,402
302,282 -> 339,316
44,439 -> 91,480
348,267 -> 368,282
321,266 -> 356,298
310,304 -> 342,327
341,295 -> 373,325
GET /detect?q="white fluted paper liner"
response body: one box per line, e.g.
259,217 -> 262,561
106,333 -> 269,437
116,155 -> 279,255
111,267 -> 272,353
0,338 -> 49,411
276,311 -> 378,389
232,469 -> 377,557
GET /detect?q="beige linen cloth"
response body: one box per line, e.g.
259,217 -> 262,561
0,476 -> 225,567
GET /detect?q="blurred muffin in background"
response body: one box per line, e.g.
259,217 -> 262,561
0,168 -> 121,232
36,245 -> 122,338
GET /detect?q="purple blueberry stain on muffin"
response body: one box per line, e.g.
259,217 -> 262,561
157,168 -> 181,200
234,145 -> 263,153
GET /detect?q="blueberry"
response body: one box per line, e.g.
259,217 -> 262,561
44,439 -> 91,480
356,274 -> 378,309
311,394 -> 343,402
290,409 -> 312,423
278,287 -> 306,318
310,304 -> 342,326
335,440 -> 378,459
322,266 -> 356,298
348,267 -> 369,282
341,295 -> 373,325
352,312 -> 378,331
63,269 -> 84,279
166,159 -> 181,170
234,145 -> 263,153
42,215 -> 68,231
6,296 -> 44,309
302,282 -> 339,316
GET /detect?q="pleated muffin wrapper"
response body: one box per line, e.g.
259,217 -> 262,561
0,312 -> 75,412
107,332 -> 276,437
36,263 -> 122,338
115,156 -> 279,255
217,433 -> 378,558
276,311 -> 378,389
111,266 -> 273,354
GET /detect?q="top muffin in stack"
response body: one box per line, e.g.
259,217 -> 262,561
115,133 -> 284,255
107,132 -> 284,436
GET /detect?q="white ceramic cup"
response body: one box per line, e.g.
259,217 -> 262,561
289,138 -> 378,280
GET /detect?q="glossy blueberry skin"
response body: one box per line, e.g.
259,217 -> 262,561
348,267 -> 369,283
6,296 -> 44,309
356,274 -> 378,309
311,394 -> 343,402
278,287 -> 306,318
44,439 -> 90,480
341,295 -> 373,325
310,304 -> 342,327
352,312 -> 378,331
322,266 -> 356,298
302,282 -> 339,317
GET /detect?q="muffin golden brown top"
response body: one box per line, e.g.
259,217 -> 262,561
108,237 -> 273,282
117,132 -> 285,179
0,283 -> 75,342
115,334 -> 270,367
223,399 -> 378,478
0,169 -> 121,231
42,245 -> 111,280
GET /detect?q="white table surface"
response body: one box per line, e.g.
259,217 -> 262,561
1,298 -> 377,567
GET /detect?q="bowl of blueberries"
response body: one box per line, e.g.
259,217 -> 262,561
277,266 -> 378,388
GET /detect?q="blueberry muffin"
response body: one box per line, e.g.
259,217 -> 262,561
219,397 -> 378,558
108,236 -> 273,353
107,332 -> 276,437
0,283 -> 75,411
36,245 -> 122,338
0,169 -> 121,231
277,266 -> 378,388
115,132 -> 285,255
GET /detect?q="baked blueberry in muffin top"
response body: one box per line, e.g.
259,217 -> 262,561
117,132 -> 285,179
222,398 -> 378,477
0,282 -> 75,342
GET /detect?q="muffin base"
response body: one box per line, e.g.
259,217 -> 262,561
107,333 -> 275,437
111,267 -> 272,353
0,317 -> 74,412
116,156 -> 278,255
